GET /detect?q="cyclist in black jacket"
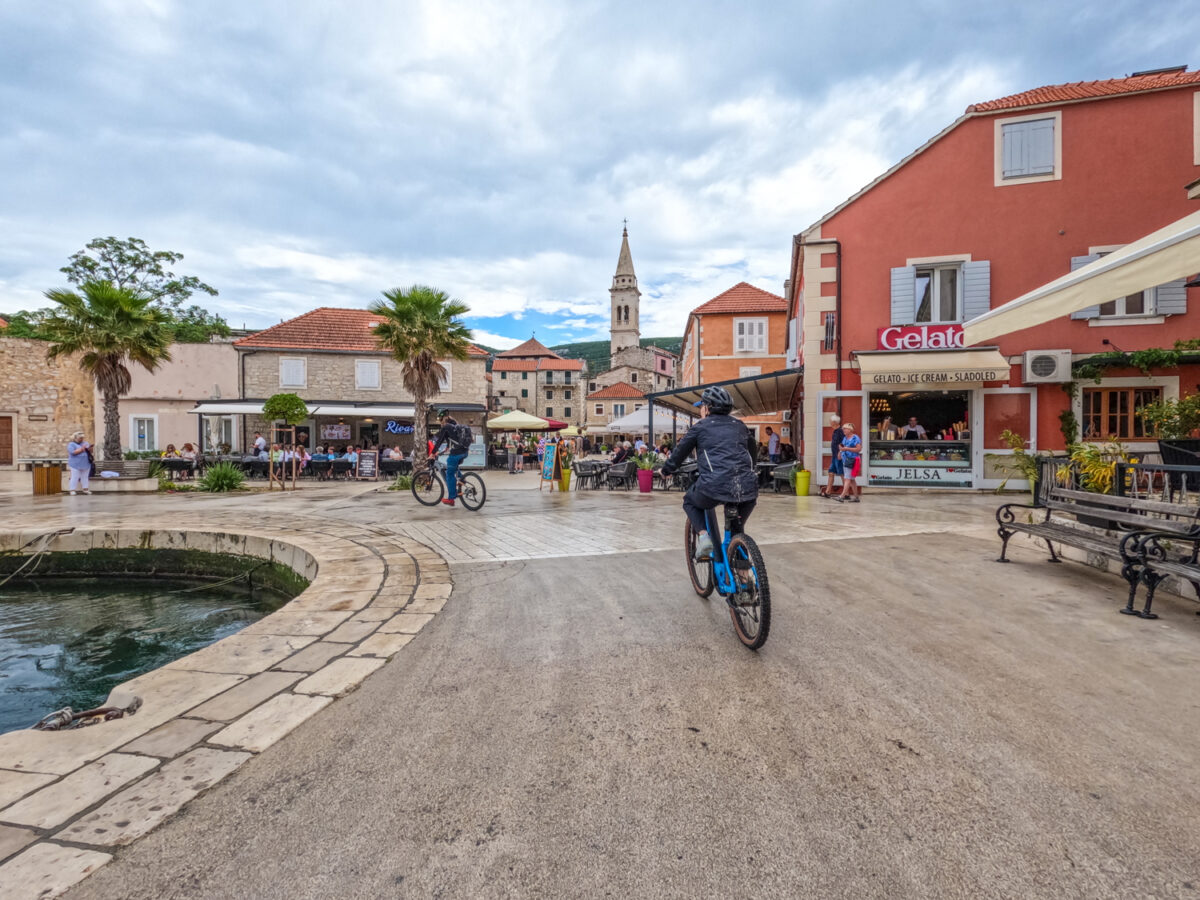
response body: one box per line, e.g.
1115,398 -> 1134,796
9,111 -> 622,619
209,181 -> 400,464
661,386 -> 758,560
431,409 -> 472,507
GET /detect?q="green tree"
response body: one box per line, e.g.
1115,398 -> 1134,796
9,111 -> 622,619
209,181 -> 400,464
61,237 -> 217,313
369,285 -> 472,468
41,282 -> 173,461
262,393 -> 310,426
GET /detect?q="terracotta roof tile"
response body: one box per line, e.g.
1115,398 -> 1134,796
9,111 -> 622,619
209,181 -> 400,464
537,358 -> 585,371
690,282 -> 787,316
493,358 -> 540,371
588,382 -> 645,400
233,307 -> 486,356
497,336 -> 560,358
967,68 -> 1200,113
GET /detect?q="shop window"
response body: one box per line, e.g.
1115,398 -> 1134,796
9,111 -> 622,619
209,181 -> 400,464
734,318 -> 767,353
612,403 -> 626,417
1081,387 -> 1162,440
355,360 -> 381,390
131,416 -> 157,452
279,357 -> 307,388
994,110 -> 1061,185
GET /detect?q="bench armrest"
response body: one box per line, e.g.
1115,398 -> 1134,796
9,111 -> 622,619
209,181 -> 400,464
1131,528 -> 1200,564
996,502 -> 1045,526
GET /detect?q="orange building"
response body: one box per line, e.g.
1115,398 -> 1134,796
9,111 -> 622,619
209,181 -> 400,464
678,282 -> 791,447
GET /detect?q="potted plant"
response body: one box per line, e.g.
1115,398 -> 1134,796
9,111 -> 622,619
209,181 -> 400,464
1066,440 -> 1139,528
634,451 -> 656,492
558,446 -> 574,492
1137,392 -> 1200,460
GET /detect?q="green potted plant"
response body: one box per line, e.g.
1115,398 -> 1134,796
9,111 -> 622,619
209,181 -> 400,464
634,451 -> 656,492
1137,392 -> 1200,461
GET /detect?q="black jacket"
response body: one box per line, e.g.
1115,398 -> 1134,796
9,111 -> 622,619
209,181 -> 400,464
664,414 -> 758,502
432,422 -> 471,455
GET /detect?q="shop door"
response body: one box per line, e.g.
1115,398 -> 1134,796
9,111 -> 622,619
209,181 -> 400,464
814,390 -> 866,476
357,422 -> 380,448
977,387 -> 1037,491
0,416 -> 12,466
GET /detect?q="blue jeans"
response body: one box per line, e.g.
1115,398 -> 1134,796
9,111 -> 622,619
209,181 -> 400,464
446,453 -> 467,499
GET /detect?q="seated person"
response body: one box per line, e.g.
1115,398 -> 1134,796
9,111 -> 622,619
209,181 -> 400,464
343,445 -> 359,464
388,445 -> 404,460
161,443 -> 181,458
611,441 -> 631,465
180,443 -> 197,461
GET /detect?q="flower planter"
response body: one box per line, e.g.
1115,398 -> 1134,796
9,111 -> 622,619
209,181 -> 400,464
636,468 -> 654,492
793,468 -> 811,495
560,470 -> 572,491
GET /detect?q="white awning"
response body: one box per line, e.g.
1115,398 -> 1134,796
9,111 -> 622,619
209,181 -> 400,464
189,402 -> 265,415
606,407 -> 691,433
853,348 -> 1011,386
310,405 -> 415,418
964,208 -> 1200,344
646,367 -> 803,418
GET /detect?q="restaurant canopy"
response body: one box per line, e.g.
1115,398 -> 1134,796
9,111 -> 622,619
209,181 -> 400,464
188,401 -> 417,417
645,367 -> 804,418
963,208 -> 1200,344
852,347 -> 1011,387
487,410 -> 553,430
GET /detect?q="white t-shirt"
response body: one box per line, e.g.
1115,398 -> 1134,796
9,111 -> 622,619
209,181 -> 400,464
253,435 -> 266,452
768,433 -> 780,453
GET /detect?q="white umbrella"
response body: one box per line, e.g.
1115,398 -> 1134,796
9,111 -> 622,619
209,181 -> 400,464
605,407 -> 691,434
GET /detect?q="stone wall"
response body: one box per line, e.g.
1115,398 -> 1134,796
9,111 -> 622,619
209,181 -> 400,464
0,338 -> 96,463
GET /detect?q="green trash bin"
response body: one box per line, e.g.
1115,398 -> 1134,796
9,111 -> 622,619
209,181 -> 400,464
793,468 -> 811,496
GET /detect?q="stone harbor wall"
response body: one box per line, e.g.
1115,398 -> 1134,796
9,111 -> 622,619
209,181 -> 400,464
0,338 -> 95,462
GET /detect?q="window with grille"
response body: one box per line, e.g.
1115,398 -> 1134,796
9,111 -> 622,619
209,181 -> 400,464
823,312 -> 836,351
1081,387 -> 1162,440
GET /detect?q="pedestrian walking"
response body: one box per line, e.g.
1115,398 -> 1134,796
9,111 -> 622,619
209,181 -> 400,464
66,431 -> 92,495
766,426 -> 780,463
820,414 -> 843,498
834,423 -> 862,502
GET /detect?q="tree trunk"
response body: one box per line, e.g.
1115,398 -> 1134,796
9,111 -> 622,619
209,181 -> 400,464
413,392 -> 428,469
102,390 -> 122,461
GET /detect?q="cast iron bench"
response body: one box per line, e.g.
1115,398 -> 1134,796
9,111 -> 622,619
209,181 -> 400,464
1128,530 -> 1200,619
771,463 -> 797,493
996,458 -> 1200,617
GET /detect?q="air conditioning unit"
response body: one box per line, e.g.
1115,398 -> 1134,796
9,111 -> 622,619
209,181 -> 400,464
1022,350 -> 1073,384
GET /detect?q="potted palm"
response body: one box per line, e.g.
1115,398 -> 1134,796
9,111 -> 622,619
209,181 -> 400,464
634,451 -> 656,493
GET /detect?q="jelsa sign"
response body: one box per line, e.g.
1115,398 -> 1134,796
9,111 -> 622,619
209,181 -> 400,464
877,325 -> 965,351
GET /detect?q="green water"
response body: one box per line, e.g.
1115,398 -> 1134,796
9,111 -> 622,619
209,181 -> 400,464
0,577 -> 289,733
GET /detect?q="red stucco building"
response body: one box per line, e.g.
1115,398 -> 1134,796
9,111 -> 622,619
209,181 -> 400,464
786,67 -> 1200,491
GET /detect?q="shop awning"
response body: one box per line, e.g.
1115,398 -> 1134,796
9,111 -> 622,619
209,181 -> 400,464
309,404 -> 415,418
963,208 -> 1200,344
189,401 -> 266,415
645,367 -> 804,417
488,410 -> 553,430
853,348 -> 1011,386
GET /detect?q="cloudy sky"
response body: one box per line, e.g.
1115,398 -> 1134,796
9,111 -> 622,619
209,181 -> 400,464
0,1 -> 1193,349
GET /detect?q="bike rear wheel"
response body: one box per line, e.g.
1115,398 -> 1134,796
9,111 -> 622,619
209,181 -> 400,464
726,533 -> 770,650
684,520 -> 714,598
410,468 -> 445,506
457,472 -> 486,510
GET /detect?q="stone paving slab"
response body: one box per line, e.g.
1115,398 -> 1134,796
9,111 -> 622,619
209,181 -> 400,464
283,589 -> 378,612
0,770 -> 57,810
209,693 -> 334,753
55,748 -> 252,847
0,822 -> 38,863
323,618 -> 380,644
294,657 -> 387,698
271,640 -> 352,673
349,606 -> 397,622
348,631 -> 416,658
164,632 -> 318,675
187,671 -> 305,722
0,752 -> 159,830
237,609 -> 354,637
376,612 -> 435,634
0,841 -> 112,900
119,718 -> 223,759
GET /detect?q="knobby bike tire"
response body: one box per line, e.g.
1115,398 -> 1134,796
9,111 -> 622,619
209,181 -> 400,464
410,469 -> 445,506
726,533 -> 771,650
458,472 -> 486,510
684,520 -> 715,598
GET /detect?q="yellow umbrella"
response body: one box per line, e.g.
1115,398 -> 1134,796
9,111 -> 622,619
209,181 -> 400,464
487,410 -> 552,431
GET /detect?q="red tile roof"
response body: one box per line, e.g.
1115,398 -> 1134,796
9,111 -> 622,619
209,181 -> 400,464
967,68 -> 1200,113
0,317 -> 8,329
492,358 -> 539,372
588,381 -> 644,400
537,358 -> 585,371
497,336 -> 559,358
233,307 -> 487,356
690,282 -> 787,316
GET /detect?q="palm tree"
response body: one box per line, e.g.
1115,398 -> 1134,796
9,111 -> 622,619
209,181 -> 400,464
42,281 -> 173,461
370,285 -> 472,468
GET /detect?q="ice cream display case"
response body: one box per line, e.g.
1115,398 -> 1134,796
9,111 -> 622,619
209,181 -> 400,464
868,440 -> 973,487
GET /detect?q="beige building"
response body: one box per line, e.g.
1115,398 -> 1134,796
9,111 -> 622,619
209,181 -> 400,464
95,342 -> 239,454
585,381 -> 645,432
0,338 -> 95,465
492,337 -> 586,425
218,307 -> 490,451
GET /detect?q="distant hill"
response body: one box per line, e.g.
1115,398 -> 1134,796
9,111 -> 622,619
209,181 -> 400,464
548,337 -> 682,375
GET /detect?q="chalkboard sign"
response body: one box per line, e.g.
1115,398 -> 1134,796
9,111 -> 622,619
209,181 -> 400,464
356,449 -> 379,480
539,442 -> 561,490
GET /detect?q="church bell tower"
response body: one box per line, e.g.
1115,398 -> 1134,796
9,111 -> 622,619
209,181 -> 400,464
609,224 -> 641,358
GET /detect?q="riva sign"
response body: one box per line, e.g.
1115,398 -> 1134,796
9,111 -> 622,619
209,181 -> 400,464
877,324 -> 965,350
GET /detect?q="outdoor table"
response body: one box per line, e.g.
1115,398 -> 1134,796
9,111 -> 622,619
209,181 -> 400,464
161,458 -> 196,478
755,462 -> 776,488
331,459 -> 352,479
380,458 -> 412,476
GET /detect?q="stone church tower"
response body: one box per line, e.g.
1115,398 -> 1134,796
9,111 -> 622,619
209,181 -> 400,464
609,226 -> 641,357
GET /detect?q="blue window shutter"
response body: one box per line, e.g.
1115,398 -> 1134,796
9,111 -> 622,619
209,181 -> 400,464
1069,254 -> 1101,319
890,266 -> 915,325
962,260 -> 991,321
1154,279 -> 1187,316
1027,119 -> 1055,175
1001,123 -> 1026,178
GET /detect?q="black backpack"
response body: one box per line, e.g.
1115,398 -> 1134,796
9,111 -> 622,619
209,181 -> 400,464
453,423 -> 473,450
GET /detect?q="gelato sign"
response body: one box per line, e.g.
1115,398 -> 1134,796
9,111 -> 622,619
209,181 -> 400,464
867,369 -> 1006,385
877,324 -> 964,350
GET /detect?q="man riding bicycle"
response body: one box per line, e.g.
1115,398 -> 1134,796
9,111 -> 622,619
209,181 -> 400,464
660,386 -> 759,560
430,409 -> 473,507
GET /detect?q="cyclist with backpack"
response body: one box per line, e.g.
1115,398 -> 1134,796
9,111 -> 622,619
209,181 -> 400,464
660,386 -> 759,560
431,409 -> 474,507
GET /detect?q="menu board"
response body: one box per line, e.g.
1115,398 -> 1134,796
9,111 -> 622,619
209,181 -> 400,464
356,450 -> 379,480
539,442 -> 562,490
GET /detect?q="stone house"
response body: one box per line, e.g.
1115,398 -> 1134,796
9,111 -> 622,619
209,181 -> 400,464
0,338 -> 96,465
492,337 -> 586,425
585,381 -> 645,433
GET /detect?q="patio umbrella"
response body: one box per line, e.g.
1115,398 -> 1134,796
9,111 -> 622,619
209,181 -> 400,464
487,410 -> 552,430
544,418 -> 569,431
606,407 -> 690,434
557,425 -> 585,436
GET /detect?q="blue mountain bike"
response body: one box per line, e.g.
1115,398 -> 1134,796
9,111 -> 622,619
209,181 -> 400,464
685,506 -> 771,649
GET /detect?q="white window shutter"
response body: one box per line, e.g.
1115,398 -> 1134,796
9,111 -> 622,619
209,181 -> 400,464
1154,279 -> 1187,316
890,266 -> 915,325
1002,122 -> 1027,178
961,261 -> 990,321
1027,119 -> 1055,174
1069,255 -> 1101,319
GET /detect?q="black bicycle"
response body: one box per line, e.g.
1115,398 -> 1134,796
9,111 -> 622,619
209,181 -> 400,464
411,457 -> 486,510
684,505 -> 771,649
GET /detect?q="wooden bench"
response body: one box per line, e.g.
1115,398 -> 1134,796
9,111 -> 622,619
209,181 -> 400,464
996,458 -> 1200,617
96,460 -> 152,479
1129,531 -> 1200,619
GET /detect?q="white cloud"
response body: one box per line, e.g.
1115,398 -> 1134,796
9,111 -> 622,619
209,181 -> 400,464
470,330 -> 520,350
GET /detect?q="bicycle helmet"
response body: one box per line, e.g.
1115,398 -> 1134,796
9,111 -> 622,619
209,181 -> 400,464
697,385 -> 734,414
434,408 -> 451,420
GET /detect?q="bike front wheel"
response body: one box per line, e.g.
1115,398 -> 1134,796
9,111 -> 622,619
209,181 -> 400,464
410,469 -> 445,506
726,533 -> 770,650
684,520 -> 714,598
457,472 -> 487,510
